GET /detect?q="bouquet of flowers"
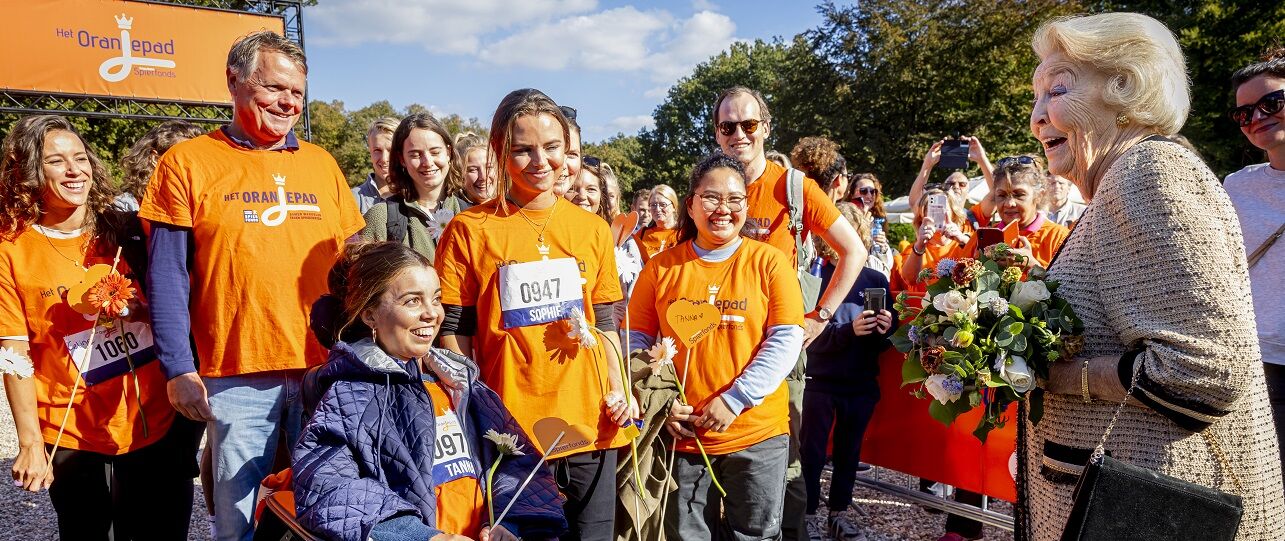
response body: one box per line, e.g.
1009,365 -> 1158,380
891,247 -> 1083,441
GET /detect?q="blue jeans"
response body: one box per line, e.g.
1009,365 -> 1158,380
205,371 -> 304,541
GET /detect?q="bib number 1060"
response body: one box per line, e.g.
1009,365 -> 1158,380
519,278 -> 561,304
94,332 -> 140,360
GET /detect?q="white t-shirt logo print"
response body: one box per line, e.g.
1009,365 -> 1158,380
260,174 -> 320,227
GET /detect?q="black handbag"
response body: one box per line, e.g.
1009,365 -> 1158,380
1060,376 -> 1244,541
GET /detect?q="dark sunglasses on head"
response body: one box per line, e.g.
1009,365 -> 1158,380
1228,89 -> 1284,127
995,155 -> 1036,169
717,119 -> 762,136
583,155 -> 602,167
559,105 -> 577,121
857,187 -> 879,195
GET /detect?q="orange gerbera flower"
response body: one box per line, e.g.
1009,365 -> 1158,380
86,272 -> 135,318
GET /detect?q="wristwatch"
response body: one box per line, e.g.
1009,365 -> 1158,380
817,306 -> 834,321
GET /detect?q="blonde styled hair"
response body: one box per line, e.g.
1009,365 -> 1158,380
1033,13 -> 1190,134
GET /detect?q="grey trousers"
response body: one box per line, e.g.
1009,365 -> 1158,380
665,434 -> 789,540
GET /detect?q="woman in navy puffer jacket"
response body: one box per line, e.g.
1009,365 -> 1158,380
294,242 -> 566,541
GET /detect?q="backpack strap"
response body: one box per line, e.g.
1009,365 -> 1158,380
786,168 -> 811,270
385,197 -> 410,244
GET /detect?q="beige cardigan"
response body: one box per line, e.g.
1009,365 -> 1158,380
1023,139 -> 1284,540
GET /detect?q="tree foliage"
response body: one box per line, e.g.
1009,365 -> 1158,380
635,0 -> 1282,198
583,134 -> 645,196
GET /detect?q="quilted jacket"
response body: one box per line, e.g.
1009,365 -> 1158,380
293,339 -> 567,541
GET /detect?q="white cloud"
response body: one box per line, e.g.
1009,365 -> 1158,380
692,0 -> 719,12
478,7 -> 672,71
307,0 -> 598,54
607,115 -> 656,133
309,1 -> 738,87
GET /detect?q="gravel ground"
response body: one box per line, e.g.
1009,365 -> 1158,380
0,379 -> 211,541
0,378 -> 1012,540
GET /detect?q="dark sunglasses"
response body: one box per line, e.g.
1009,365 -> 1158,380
583,155 -> 602,167
1228,89 -> 1284,127
717,119 -> 762,136
857,187 -> 879,195
559,105 -> 578,121
995,155 -> 1036,169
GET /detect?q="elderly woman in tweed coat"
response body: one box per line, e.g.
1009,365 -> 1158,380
1022,12 -> 1284,540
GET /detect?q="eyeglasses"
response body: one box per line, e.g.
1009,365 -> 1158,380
695,191 -> 747,212
995,155 -> 1036,169
857,187 -> 879,195
649,201 -> 674,211
559,105 -> 577,121
1228,89 -> 1284,127
717,119 -> 762,137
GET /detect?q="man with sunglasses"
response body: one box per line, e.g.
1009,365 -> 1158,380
1225,51 -> 1285,483
711,85 -> 867,541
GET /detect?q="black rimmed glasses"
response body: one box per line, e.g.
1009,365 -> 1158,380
857,187 -> 879,195
717,119 -> 762,137
696,191 -> 747,212
1228,89 -> 1284,127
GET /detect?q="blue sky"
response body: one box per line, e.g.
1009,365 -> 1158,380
304,0 -> 825,143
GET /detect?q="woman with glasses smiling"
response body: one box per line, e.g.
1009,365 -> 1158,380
1225,47 -> 1285,485
628,152 -> 803,540
633,184 -> 681,264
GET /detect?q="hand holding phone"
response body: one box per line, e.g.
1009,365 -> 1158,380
937,138 -> 969,170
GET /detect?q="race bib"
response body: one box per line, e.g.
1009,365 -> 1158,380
62,320 -> 157,386
432,408 -> 478,485
497,257 -> 585,329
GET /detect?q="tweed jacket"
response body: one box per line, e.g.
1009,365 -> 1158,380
1022,139 -> 1285,540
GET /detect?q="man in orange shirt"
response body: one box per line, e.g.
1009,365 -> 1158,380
710,86 -> 866,541
138,32 -> 364,541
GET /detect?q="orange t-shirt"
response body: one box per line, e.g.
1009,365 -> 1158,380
742,161 -> 841,261
137,130 -> 365,377
435,198 -> 628,459
422,379 -> 484,538
634,227 -> 680,265
0,229 -> 175,454
628,239 -> 804,455
897,223 -> 975,294
956,214 -> 1070,268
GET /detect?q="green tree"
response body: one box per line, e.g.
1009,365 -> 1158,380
812,0 -> 1080,194
636,40 -> 792,189
1089,1 -> 1285,176
583,134 -> 644,195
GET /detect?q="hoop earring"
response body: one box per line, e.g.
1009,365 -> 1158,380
1115,113 -> 1130,127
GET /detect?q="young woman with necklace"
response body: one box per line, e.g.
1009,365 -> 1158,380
434,89 -> 633,541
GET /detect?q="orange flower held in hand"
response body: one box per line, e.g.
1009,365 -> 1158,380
86,272 -> 135,319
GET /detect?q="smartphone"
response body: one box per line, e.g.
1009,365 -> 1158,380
938,138 -> 969,170
926,193 -> 948,228
864,288 -> 886,314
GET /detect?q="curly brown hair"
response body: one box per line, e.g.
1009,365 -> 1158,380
789,136 -> 841,183
120,120 -> 205,202
0,115 -> 120,243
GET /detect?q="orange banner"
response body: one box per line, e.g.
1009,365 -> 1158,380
0,0 -> 285,105
861,348 -> 1018,502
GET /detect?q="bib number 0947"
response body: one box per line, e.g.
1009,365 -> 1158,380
519,278 -> 561,304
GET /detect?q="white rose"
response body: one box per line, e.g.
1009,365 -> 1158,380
996,353 -> 1036,393
924,374 -> 963,405
1009,280 -> 1051,312
932,290 -> 978,319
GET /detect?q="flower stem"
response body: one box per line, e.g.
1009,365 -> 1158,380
486,457 -> 502,525
671,351 -> 726,497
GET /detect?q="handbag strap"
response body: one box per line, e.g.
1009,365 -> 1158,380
1247,222 -> 1285,269
1094,363 -> 1244,493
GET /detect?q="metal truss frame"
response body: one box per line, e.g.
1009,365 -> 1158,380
0,0 -> 311,137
